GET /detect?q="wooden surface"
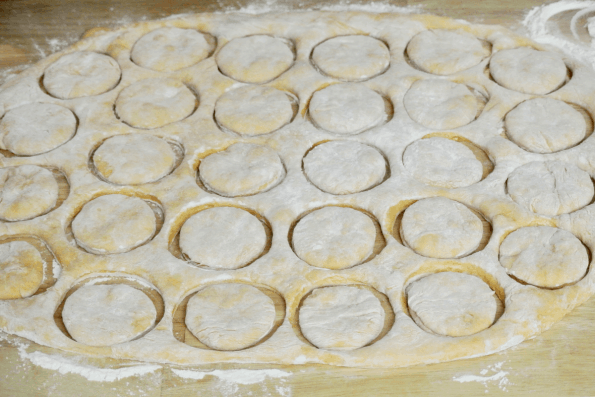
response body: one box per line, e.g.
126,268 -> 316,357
2,0 -> 595,396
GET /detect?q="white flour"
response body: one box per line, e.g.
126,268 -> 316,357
452,361 -> 512,392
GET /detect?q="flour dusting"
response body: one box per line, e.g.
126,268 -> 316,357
453,361 -> 512,392
172,368 -> 291,384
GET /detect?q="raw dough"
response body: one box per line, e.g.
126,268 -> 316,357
185,283 -> 276,350
401,197 -> 483,258
292,206 -> 376,270
179,207 -> 267,270
499,226 -> 589,288
507,161 -> 594,216
0,241 -> 44,300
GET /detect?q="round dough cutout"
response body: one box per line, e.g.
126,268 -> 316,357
0,241 -> 44,300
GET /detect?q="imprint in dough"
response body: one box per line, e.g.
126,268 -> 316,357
185,283 -> 276,350
62,284 -> 156,346
499,226 -> 589,288
179,207 -> 267,270
0,241 -> 44,300
43,51 -> 121,99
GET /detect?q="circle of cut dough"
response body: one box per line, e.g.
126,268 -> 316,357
0,241 -> 44,300
0,103 -> 77,156
507,161 -> 593,216
403,79 -> 478,130
185,284 -> 276,350
71,194 -> 156,254
292,206 -> 376,270
303,141 -> 386,194
406,272 -> 498,337
115,78 -> 196,129
199,143 -> 285,197
43,51 -> 121,99
93,134 -> 176,185
299,286 -> 385,350
215,85 -> 294,136
403,137 -> 483,188
489,47 -> 567,95
131,27 -> 214,72
311,35 -> 390,81
308,83 -> 386,135
407,29 -> 490,75
216,35 -> 294,83
499,226 -> 589,288
505,98 -> 586,154
62,284 -> 156,347
0,165 -> 59,222
179,207 -> 267,270
401,197 -> 483,258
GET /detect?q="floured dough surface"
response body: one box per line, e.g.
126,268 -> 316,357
62,284 -> 156,347
407,272 -> 498,337
179,207 -> 267,270
499,226 -> 589,288
185,283 -> 276,350
0,241 -> 44,300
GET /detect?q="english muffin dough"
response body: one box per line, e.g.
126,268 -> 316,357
214,85 -> 294,136
185,283 -> 276,350
403,137 -> 483,188
216,35 -> 294,83
308,83 -> 386,135
507,161 -> 594,216
93,134 -> 176,185
299,286 -> 385,350
0,103 -> 77,156
179,207 -> 267,270
489,47 -> 567,95
499,226 -> 589,288
505,98 -> 586,154
401,197 -> 483,258
303,141 -> 386,194
403,79 -> 478,130
62,284 -> 156,347
131,27 -> 214,72
198,143 -> 285,197
292,206 -> 376,270
311,35 -> 390,81
115,78 -> 197,129
43,51 -> 121,99
0,241 -> 44,300
0,165 -> 59,221
406,272 -> 499,337
71,194 -> 156,254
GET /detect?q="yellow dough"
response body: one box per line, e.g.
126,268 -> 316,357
0,241 -> 44,300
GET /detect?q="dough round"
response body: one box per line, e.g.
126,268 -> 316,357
303,141 -> 386,194
505,98 -> 586,154
499,226 -> 589,288
404,79 -> 478,130
115,78 -> 197,129
406,29 -> 490,75
179,207 -> 267,270
299,286 -> 385,350
0,241 -> 44,300
216,35 -> 294,83
199,143 -> 285,197
308,83 -> 386,135
489,47 -> 567,95
71,194 -> 156,254
185,284 -> 276,350
215,85 -> 294,136
131,27 -> 214,72
93,134 -> 176,185
292,206 -> 376,270
0,103 -> 77,156
507,161 -> 593,216
406,272 -> 498,337
0,165 -> 59,221
403,137 -> 483,188
401,197 -> 483,258
311,35 -> 390,81
43,51 -> 121,99
62,284 -> 156,347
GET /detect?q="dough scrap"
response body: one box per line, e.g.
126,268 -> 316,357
0,241 -> 44,300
